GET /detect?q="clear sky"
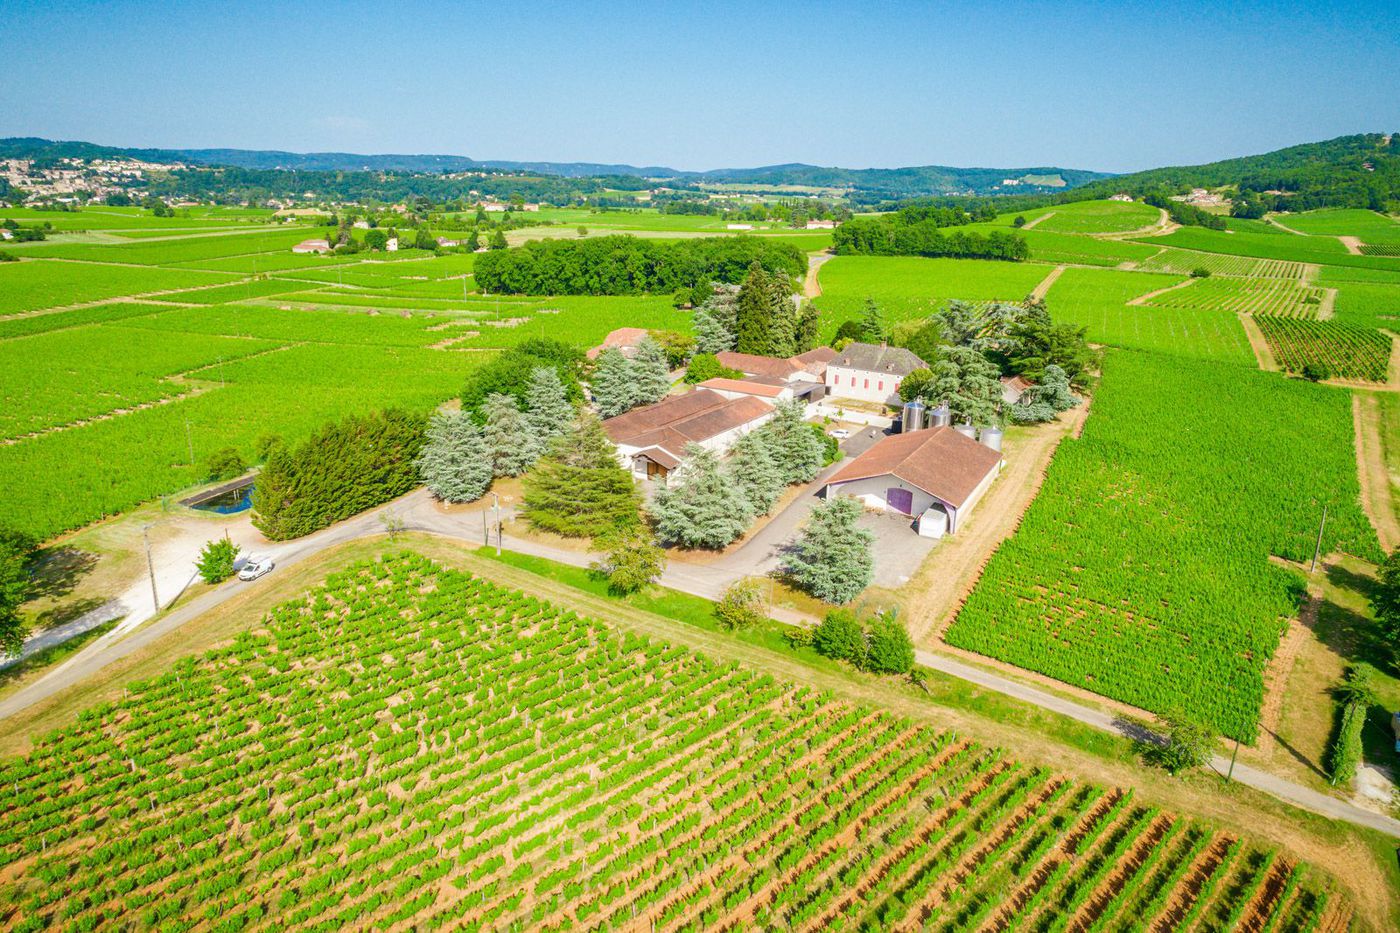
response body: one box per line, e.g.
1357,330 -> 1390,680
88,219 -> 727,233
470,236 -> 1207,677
4,0 -> 1398,173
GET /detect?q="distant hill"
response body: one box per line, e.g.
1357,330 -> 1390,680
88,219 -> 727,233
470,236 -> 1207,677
1068,133 -> 1400,211
0,137 -> 1110,198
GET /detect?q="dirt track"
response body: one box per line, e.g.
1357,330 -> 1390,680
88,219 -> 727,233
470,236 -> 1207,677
1352,392 -> 1400,552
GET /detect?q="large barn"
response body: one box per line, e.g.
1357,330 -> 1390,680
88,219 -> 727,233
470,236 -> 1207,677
820,426 -> 1003,536
602,389 -> 773,480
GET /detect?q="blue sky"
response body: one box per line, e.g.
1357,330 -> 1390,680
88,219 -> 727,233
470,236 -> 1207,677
4,0 -> 1398,173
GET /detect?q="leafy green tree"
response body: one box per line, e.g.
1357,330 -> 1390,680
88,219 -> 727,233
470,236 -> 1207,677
684,352 -> 744,384
591,525 -> 665,594
649,330 -> 696,369
0,528 -> 36,656
417,411 -> 493,503
631,336 -> 672,406
364,228 -> 388,251
760,399 -> 825,485
715,578 -> 768,630
894,318 -> 941,365
195,537 -> 240,585
730,430 -> 784,515
865,612 -> 915,674
413,227 -> 437,250
898,367 -> 936,404
1145,711 -> 1216,776
1329,664 -> 1376,787
648,445 -> 755,549
931,345 -> 1003,425
784,496 -> 874,604
936,300 -> 986,348
1371,550 -> 1400,662
203,447 -> 247,482
465,228 -> 481,251
524,365 -> 575,450
489,228 -> 508,250
813,608 -> 865,664
522,415 -> 640,537
481,393 -> 539,476
591,348 -> 638,418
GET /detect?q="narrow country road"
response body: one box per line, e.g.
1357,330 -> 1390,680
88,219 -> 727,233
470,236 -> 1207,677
4,488 -> 1399,840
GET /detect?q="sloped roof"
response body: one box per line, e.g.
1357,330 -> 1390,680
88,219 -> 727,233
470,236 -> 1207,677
795,346 -> 837,367
586,327 -> 650,360
824,427 -> 1002,508
716,351 -> 803,379
831,342 -> 926,377
697,377 -> 787,398
604,390 -> 773,453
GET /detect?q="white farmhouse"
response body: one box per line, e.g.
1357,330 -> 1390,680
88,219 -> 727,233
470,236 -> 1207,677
291,238 -> 331,254
602,389 -> 773,480
824,342 -> 926,405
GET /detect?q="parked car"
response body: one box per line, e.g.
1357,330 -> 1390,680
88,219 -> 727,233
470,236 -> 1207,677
238,555 -> 275,581
829,429 -> 851,440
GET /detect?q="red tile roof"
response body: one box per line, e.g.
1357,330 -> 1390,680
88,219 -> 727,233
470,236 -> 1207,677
716,351 -> 803,379
697,377 -> 787,398
604,390 -> 773,453
825,427 -> 1002,508
586,327 -> 650,359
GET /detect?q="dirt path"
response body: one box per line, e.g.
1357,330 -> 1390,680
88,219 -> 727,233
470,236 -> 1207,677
1338,236 -> 1364,255
1128,278 -> 1196,306
1256,589 -> 1317,756
1318,288 -> 1337,320
1030,264 -> 1066,301
1239,313 -> 1279,371
804,252 -> 834,298
1301,263 -> 1320,286
1021,211 -> 1055,230
1265,215 -> 1310,237
906,404 -> 1090,643
1352,392 -> 1400,552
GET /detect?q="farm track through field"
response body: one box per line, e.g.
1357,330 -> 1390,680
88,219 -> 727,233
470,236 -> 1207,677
1255,588 -> 1315,759
804,252 -> 833,298
1030,264 -> 1066,300
1127,278 -> 1195,306
1352,393 -> 1400,551
1020,211 -> 1055,230
1239,314 -> 1279,371
1339,236 -> 1364,255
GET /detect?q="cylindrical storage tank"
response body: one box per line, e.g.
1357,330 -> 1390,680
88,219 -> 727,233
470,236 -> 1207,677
928,404 -> 952,428
901,399 -> 925,433
953,423 -> 977,440
980,426 -> 1004,452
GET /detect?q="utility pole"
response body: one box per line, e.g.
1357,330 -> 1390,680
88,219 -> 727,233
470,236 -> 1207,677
493,493 -> 501,556
1225,736 -> 1240,784
142,524 -> 159,612
1310,505 -> 1329,574
184,418 -> 195,467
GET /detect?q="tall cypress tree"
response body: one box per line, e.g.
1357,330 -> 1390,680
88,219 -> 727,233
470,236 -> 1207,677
734,262 -> 773,355
766,272 -> 797,357
522,415 -> 641,537
794,301 -> 822,354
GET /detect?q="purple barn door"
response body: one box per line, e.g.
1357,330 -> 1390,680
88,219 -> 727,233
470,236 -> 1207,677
886,487 -> 914,515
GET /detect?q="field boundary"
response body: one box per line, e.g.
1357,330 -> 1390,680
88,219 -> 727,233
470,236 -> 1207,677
1239,314 -> 1278,371
1128,278 -> 1195,306
1352,392 -> 1400,552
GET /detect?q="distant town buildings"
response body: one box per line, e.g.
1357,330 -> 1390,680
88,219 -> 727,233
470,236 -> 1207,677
1109,193 -> 1134,202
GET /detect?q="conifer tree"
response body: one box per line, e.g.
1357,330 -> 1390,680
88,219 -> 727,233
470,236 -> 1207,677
734,262 -> 774,354
417,410 -> 493,503
693,283 -> 740,354
859,298 -> 888,343
766,272 -> 798,357
931,345 -> 1003,426
524,365 -> 573,449
783,495 -> 874,604
630,336 -> 672,406
481,392 -> 539,476
760,399 -> 826,485
522,414 -> 641,537
729,430 -> 784,515
794,301 -> 822,354
648,445 -> 755,549
590,347 -> 638,418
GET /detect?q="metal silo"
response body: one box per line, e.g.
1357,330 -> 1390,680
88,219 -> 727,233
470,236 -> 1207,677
901,399 -> 926,433
927,403 -> 952,428
953,423 -> 977,440
980,426 -> 1004,452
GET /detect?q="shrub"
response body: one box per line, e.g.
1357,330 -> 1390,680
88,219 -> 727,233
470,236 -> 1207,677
1328,665 -> 1376,786
1190,267 -> 1211,278
715,579 -> 768,630
204,447 -> 247,482
809,423 -> 840,466
684,353 -> 744,384
864,613 -> 915,674
590,526 -> 665,595
813,609 -> 865,664
1301,361 -> 1331,382
195,538 -> 240,584
1144,711 -> 1215,775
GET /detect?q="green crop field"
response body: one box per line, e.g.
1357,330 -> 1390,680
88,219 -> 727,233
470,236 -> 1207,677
16,227 -> 321,265
0,260 -> 239,314
1142,276 -> 1326,317
947,350 -> 1377,741
1254,316 -> 1391,383
0,552 -> 1346,931
1276,208 -> 1400,244
1138,226 -> 1400,273
1026,199 -> 1160,235
1043,267 -> 1254,365
1135,248 -> 1305,280
814,256 -> 1052,337
1329,282 -> 1400,330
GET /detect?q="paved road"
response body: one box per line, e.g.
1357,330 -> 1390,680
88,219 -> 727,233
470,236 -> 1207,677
6,489 -> 1399,840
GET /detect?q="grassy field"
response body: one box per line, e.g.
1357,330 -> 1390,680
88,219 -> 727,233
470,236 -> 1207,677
0,260 -> 238,314
0,551 -> 1349,931
1277,209 -> 1400,244
1028,199 -> 1160,234
947,350 -> 1378,741
1138,226 -> 1400,273
1043,267 -> 1255,364
814,256 -> 1052,337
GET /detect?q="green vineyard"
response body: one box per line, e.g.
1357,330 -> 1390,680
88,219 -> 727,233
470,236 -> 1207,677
1143,276 -> 1326,317
0,554 -> 1348,932
1135,248 -> 1306,280
1255,316 -> 1392,382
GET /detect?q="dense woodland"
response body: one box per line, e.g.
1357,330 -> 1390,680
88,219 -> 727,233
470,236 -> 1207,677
473,235 -> 805,295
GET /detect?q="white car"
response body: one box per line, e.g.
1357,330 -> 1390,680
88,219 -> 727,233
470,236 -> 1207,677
238,556 -> 275,581
829,429 -> 851,440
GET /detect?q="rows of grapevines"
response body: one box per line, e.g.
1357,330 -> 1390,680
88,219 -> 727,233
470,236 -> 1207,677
0,553 -> 1344,931
1255,316 -> 1392,382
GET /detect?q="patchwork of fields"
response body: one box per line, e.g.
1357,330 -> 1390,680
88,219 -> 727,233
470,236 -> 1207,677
0,554 -> 1347,931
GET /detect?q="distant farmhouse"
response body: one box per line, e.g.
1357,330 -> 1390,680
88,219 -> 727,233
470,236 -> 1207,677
291,238 -> 331,254
825,342 -> 926,405
603,390 -> 773,480
1109,193 -> 1134,202
805,219 -> 838,229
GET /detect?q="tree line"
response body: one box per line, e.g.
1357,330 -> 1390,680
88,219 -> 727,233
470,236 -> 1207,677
832,216 -> 1029,261
472,235 -> 805,296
